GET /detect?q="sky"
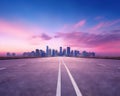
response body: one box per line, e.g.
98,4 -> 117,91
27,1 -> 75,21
0,0 -> 120,56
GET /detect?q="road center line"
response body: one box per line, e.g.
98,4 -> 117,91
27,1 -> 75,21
62,59 -> 83,96
0,67 -> 7,71
56,58 -> 61,96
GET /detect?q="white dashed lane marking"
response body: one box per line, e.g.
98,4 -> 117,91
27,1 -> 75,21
62,59 -> 83,96
0,67 -> 7,71
56,59 -> 61,96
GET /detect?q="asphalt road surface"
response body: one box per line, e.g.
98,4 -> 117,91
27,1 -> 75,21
0,57 -> 120,96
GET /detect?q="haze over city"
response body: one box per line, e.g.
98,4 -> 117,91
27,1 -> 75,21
0,0 -> 120,56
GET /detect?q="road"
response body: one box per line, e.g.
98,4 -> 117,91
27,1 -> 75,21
0,57 -> 120,96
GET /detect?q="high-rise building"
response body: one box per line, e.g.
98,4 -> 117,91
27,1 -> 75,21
41,51 -> 46,57
46,46 -> 49,56
48,49 -> 51,56
35,49 -> 40,57
31,51 -> 35,57
55,50 -> 58,56
70,50 -> 73,56
63,49 -> 66,56
91,52 -> 95,57
67,47 -> 70,56
59,47 -> 62,56
74,50 -> 78,57
52,49 -> 55,56
21,46 -> 95,58
82,51 -> 88,57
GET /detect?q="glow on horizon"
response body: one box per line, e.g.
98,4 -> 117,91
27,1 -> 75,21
0,0 -> 120,56
0,18 -> 120,56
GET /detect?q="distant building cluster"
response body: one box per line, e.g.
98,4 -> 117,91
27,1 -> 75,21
6,52 -> 16,57
22,46 -> 95,57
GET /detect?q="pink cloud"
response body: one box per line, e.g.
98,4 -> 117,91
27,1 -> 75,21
91,22 -> 104,31
74,20 -> 86,29
0,19 -> 43,38
28,33 -> 53,46
96,41 -> 120,56
105,19 -> 120,27
31,33 -> 52,40
58,20 -> 86,32
0,19 -> 53,52
55,30 -> 120,56
41,33 -> 52,40
0,20 -> 29,37
1,18 -> 120,56
90,19 -> 120,31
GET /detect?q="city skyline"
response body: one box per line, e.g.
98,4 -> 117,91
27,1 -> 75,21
0,0 -> 120,56
7,46 -> 95,57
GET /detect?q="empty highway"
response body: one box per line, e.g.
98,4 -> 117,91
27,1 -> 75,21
0,57 -> 120,96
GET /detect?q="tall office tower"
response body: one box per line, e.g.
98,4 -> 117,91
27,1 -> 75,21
67,47 -> 70,56
55,50 -> 58,56
70,50 -> 73,56
82,51 -> 88,57
35,49 -> 40,57
74,50 -> 78,57
40,50 -> 46,57
52,49 -> 55,56
59,47 -> 62,56
91,52 -> 95,57
46,46 -> 49,56
63,49 -> 66,56
48,49 -> 51,56
31,51 -> 35,57
77,51 -> 80,56
39,50 -> 42,56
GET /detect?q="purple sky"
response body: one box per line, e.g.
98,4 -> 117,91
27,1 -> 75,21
0,0 -> 120,56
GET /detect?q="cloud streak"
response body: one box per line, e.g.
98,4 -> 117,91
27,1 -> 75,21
90,19 -> 120,31
55,30 -> 120,54
31,33 -> 52,40
74,20 -> 86,29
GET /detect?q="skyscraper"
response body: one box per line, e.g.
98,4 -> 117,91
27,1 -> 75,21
21,46 -> 95,58
71,50 -> 73,56
59,47 -> 62,56
31,51 -> 35,57
46,46 -> 49,56
67,47 -> 70,56
35,49 -> 40,57
48,49 -> 51,56
52,49 -> 55,56
63,49 -> 66,56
